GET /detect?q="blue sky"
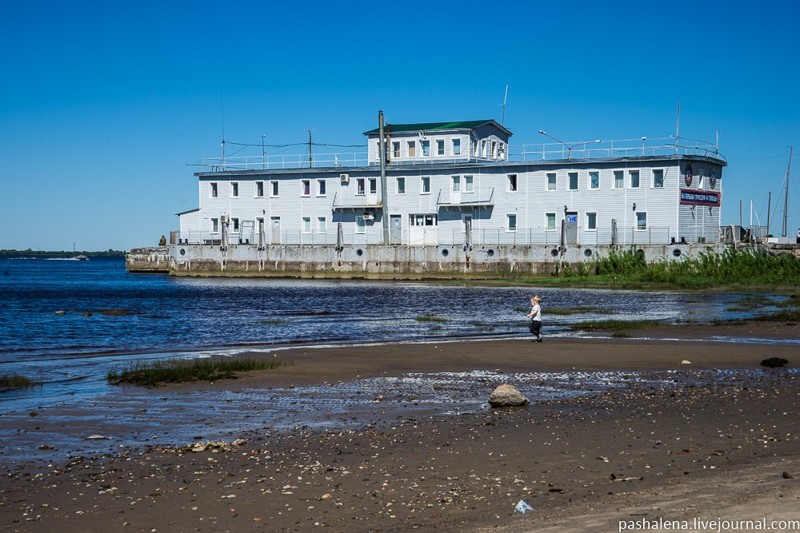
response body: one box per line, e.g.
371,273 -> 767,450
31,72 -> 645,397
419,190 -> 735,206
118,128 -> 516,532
2,0 -> 799,251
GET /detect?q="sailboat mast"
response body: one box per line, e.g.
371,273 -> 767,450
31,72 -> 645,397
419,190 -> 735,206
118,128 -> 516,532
782,146 -> 792,237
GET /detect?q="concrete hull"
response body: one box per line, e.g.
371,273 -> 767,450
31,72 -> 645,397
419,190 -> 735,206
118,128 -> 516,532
125,243 -> 728,278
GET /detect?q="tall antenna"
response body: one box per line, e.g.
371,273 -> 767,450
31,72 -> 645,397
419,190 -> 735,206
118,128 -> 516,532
220,92 -> 226,168
674,99 -> 681,154
782,145 -> 793,237
501,84 -> 509,126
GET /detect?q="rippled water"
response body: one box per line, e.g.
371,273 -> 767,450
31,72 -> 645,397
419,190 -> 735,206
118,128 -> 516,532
0,256 -> 792,410
0,257 -> 795,462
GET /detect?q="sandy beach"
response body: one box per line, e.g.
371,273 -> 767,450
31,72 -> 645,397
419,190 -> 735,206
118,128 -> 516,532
1,322 -> 799,532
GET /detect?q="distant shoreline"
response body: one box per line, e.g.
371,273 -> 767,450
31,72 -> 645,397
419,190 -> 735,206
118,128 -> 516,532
0,250 -> 126,258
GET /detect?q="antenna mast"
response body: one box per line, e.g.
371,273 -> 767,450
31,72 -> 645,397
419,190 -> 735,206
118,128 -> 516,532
782,146 -> 792,237
674,99 -> 680,154
220,92 -> 226,169
501,84 -> 509,126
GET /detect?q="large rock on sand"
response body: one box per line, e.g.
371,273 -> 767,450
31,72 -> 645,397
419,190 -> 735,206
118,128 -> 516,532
488,384 -> 529,408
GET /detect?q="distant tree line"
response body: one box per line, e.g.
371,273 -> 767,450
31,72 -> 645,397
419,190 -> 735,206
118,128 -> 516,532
0,249 -> 126,258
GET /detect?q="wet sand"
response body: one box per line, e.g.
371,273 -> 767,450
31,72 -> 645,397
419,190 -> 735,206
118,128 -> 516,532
1,322 -> 799,532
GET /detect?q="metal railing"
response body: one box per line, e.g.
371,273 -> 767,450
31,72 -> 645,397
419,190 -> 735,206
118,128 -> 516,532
197,136 -> 725,172
176,225 -> 717,249
513,136 -> 724,162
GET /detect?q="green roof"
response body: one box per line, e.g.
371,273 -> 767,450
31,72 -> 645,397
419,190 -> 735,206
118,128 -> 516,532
364,120 -> 511,136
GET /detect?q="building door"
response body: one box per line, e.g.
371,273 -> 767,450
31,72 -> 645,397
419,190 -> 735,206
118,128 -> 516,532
565,211 -> 578,245
390,215 -> 402,244
451,175 -> 461,204
270,217 -> 281,245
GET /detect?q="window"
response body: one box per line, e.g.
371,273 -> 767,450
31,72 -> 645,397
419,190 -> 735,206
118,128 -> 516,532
421,140 -> 430,157
546,213 -> 556,230
507,174 -> 518,192
271,180 -> 279,197
396,177 -> 405,194
256,181 -> 264,197
211,217 -> 219,233
231,217 -> 240,232
317,179 -> 326,196
481,140 -> 487,157
452,138 -> 461,155
436,139 -> 444,156
421,176 -> 430,194
491,141 -> 498,158
507,213 -> 517,231
630,170 -> 640,188
547,173 -> 557,191
586,212 -> 597,230
356,178 -> 365,195
410,214 -> 438,226
317,217 -> 327,233
589,171 -> 599,190
231,182 -> 239,197
452,175 -> 461,192
355,216 -> 366,233
464,175 -> 474,193
614,171 -> 624,189
636,212 -> 647,230
301,180 -> 310,196
407,141 -> 416,157
302,217 -> 311,233
392,141 -> 400,158
210,182 -> 218,198
368,178 -> 377,194
653,169 -> 664,188
568,172 -> 578,191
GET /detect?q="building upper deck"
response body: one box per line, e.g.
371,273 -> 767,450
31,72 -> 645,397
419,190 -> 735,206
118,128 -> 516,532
197,135 -> 726,174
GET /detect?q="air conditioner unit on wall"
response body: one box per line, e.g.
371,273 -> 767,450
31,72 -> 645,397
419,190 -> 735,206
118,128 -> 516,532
340,173 -> 350,183
362,214 -> 374,221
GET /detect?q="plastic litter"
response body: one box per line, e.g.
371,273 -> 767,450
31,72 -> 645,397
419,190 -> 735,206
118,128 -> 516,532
515,499 -> 533,514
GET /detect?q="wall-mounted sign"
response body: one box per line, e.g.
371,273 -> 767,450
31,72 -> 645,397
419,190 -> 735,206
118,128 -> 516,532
684,164 -> 693,187
680,188 -> 720,207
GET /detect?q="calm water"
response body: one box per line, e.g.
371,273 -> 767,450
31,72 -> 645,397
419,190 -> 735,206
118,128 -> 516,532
0,256 -> 792,407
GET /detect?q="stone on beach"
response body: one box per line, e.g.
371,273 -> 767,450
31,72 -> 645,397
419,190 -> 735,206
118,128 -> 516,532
488,384 -> 529,407
761,357 -> 789,368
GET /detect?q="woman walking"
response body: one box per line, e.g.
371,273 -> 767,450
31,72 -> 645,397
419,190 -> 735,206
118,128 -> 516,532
527,295 -> 543,342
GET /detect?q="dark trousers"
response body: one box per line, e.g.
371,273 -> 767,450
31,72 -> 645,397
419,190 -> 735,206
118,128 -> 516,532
530,320 -> 541,337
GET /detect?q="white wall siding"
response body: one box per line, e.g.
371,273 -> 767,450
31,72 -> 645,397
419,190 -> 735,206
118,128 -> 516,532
185,156 -> 723,248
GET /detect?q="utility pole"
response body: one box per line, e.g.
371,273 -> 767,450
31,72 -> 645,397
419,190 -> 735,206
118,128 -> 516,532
379,111 -> 389,244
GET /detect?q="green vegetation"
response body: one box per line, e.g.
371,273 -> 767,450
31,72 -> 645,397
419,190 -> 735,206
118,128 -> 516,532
545,248 -> 800,289
571,319 -> 661,332
415,314 -> 449,323
107,357 -> 288,387
0,374 -> 40,389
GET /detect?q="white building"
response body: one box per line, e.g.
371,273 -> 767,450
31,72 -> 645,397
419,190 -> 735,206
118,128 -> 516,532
172,116 -> 726,274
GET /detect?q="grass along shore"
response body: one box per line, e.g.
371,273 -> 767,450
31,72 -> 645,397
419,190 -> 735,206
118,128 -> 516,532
107,356 -> 289,386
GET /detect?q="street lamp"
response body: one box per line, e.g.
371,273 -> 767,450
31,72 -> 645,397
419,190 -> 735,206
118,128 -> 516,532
539,130 -> 601,159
